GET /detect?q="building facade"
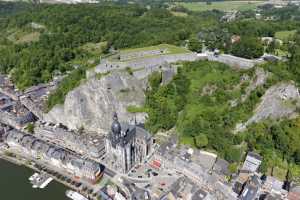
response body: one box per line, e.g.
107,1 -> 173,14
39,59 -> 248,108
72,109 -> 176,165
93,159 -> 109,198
4,129 -> 104,184
105,113 -> 153,173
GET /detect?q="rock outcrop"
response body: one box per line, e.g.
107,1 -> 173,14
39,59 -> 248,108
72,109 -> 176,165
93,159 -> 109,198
235,82 -> 300,133
44,72 -> 147,133
240,67 -> 269,102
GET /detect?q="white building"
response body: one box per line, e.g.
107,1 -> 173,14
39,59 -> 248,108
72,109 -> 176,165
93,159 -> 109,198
4,129 -> 104,184
242,152 -> 262,173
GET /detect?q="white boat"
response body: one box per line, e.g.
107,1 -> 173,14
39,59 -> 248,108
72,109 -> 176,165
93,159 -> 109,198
29,173 -> 39,181
66,190 -> 89,200
29,173 -> 53,189
39,177 -> 53,189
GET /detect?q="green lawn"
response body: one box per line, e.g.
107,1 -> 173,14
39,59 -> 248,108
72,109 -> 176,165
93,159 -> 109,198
180,134 -> 197,148
7,29 -> 40,44
114,44 -> 191,62
177,1 -> 263,12
80,41 -> 107,56
275,49 -> 289,57
171,11 -> 188,17
275,30 -> 297,41
121,44 -> 190,54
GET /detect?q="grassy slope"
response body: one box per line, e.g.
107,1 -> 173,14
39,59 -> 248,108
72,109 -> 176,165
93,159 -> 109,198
177,1 -> 263,12
178,62 -> 243,147
171,11 -> 188,17
275,30 -> 297,41
6,28 -> 41,44
80,42 -> 107,56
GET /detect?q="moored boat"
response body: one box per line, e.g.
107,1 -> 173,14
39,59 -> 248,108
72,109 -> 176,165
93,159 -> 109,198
66,190 -> 89,200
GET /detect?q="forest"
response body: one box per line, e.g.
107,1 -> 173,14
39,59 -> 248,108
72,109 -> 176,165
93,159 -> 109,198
1,2 -> 299,90
144,28 -> 300,181
0,2 -> 218,89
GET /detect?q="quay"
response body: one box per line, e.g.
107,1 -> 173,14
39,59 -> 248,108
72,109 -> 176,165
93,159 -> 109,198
29,172 -> 53,189
0,152 -> 100,200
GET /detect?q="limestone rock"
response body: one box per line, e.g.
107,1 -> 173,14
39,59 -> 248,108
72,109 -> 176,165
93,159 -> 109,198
44,71 -> 147,133
235,82 -> 300,133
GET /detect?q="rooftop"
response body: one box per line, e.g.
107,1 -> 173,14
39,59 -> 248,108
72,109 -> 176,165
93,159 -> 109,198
192,189 -> 209,200
213,158 -> 230,176
247,152 -> 263,161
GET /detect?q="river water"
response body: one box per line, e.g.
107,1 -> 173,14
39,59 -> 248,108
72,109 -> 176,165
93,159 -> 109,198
0,159 -> 68,200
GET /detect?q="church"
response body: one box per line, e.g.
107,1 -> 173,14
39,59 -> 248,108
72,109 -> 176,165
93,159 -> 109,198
105,113 -> 153,173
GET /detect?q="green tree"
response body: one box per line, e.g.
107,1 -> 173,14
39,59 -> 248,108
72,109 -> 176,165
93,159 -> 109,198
225,147 -> 242,163
194,134 -> 208,148
26,123 -> 35,134
231,37 -> 264,59
148,71 -> 162,91
228,163 -> 238,174
294,149 -> 300,165
188,37 -> 202,53
266,39 -> 277,54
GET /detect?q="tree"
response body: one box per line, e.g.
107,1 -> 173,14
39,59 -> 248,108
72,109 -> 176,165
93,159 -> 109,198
266,39 -> 277,54
148,71 -> 162,91
231,37 -> 264,59
188,37 -> 202,53
206,0 -> 212,5
259,160 -> 268,174
228,163 -> 238,174
294,149 -> 300,165
26,123 -> 35,134
194,134 -> 208,148
270,124 -> 289,155
225,147 -> 242,163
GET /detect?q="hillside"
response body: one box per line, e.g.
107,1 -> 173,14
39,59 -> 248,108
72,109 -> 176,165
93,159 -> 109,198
44,71 -> 147,133
0,2 -> 218,90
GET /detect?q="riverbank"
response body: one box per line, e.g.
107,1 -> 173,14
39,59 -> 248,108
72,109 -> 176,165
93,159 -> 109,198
0,158 -> 68,200
0,153 -> 100,200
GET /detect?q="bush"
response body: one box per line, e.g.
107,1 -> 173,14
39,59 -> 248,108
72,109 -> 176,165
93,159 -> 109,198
125,67 -> 133,75
46,67 -> 86,111
194,134 -> 208,148
25,123 -> 35,134
231,37 -> 264,59
225,147 -> 242,163
188,37 -> 202,53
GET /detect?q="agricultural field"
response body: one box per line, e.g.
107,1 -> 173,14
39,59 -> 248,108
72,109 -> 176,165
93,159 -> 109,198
275,30 -> 297,41
177,1 -> 264,12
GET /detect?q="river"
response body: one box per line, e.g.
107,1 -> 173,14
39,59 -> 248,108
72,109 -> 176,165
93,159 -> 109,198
0,159 -> 68,200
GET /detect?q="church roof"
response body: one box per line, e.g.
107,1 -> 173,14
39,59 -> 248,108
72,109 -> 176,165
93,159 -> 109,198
108,113 -> 152,147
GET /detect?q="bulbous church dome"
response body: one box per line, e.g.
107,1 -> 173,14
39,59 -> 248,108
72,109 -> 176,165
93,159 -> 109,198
111,112 -> 121,135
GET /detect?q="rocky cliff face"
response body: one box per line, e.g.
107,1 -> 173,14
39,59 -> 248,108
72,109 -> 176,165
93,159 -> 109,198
235,82 -> 300,133
44,72 -> 147,133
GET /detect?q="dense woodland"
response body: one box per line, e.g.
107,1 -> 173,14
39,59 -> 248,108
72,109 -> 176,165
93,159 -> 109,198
0,2 -> 218,89
1,2 -> 299,89
144,28 -> 300,181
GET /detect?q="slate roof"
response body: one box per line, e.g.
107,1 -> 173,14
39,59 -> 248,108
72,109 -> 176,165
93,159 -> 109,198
247,152 -> 263,161
213,158 -> 230,176
192,189 -> 208,200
